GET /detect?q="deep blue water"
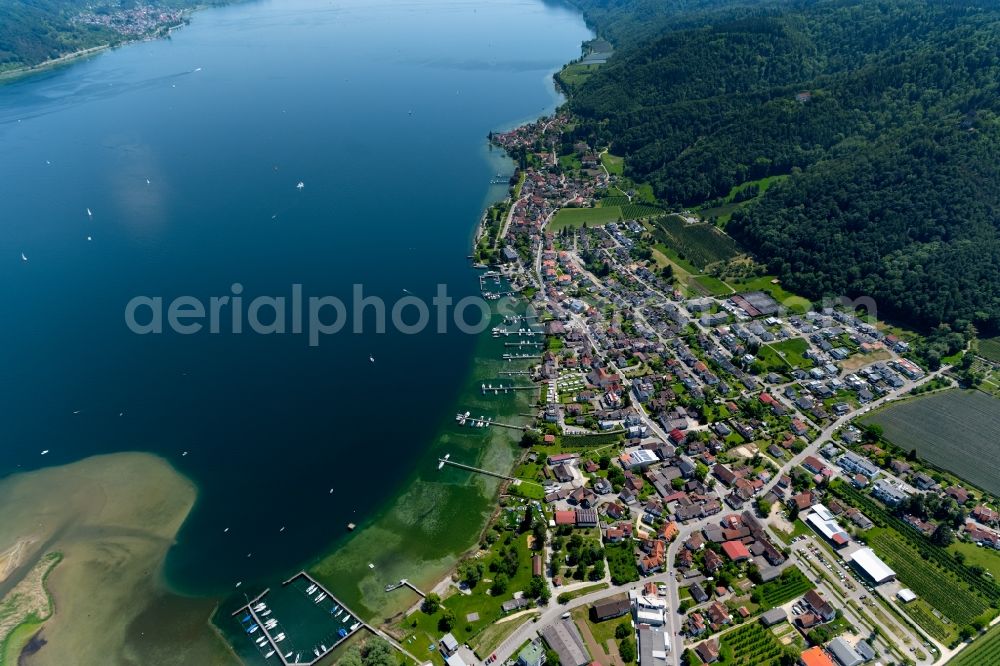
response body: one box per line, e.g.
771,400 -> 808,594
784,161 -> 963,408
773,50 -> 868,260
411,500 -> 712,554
0,0 -> 590,593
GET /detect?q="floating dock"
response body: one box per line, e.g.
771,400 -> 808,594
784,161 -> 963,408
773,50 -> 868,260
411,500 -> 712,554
456,412 -> 528,430
231,573 -> 365,666
481,383 -> 537,395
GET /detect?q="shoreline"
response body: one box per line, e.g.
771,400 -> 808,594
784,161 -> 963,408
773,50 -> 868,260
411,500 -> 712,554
0,13 -> 193,83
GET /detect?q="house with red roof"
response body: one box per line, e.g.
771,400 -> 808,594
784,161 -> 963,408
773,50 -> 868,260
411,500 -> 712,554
722,540 -> 751,562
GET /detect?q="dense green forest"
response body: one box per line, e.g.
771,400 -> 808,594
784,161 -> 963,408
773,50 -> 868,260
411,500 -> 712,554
565,0 -> 1000,331
0,0 -> 215,73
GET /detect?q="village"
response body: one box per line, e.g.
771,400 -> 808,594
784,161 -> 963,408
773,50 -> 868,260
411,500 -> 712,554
393,111 -> 1000,666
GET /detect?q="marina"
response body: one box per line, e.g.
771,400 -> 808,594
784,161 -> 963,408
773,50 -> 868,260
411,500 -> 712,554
480,382 -> 538,395
230,573 -> 364,666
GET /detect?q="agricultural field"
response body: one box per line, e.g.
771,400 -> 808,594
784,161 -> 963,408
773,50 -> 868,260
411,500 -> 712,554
689,275 -> 733,297
860,389 -> 1000,495
550,206 -> 623,231
621,204 -> 663,220
601,153 -> 624,176
949,619 -> 1000,666
599,195 -> 632,207
649,214 -> 739,269
976,336 -> 1000,363
755,566 -> 814,609
714,622 -> 788,666
867,528 -> 990,630
556,62 -> 602,90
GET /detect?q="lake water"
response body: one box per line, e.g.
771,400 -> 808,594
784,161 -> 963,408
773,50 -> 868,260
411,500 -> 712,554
0,0 -> 590,609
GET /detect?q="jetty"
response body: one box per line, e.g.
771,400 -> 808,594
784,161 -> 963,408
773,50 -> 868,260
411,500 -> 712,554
481,383 -> 537,395
438,457 -> 543,488
229,573 -> 368,666
499,370 -> 531,376
456,412 -> 528,430
503,353 -> 542,361
384,578 -> 427,598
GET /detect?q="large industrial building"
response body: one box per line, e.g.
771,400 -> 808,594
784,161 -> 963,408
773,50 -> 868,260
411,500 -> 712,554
848,547 -> 896,584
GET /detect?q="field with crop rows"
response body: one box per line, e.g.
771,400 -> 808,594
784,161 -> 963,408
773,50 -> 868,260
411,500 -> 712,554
949,621 -> 1000,666
757,566 -> 814,608
718,623 -> 785,666
650,214 -> 739,269
861,390 -> 1000,494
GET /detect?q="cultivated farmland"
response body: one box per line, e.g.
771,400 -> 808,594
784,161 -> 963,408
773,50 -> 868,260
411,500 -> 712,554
649,214 -> 739,269
549,206 -> 623,231
756,566 -> 814,608
860,390 -> 1000,494
977,336 -> 1000,363
949,620 -> 1000,666
717,622 -> 787,666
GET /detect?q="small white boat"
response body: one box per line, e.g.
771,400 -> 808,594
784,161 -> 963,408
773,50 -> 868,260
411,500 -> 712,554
306,584 -> 317,594
146,178 -> 151,184
194,67 -> 202,72
368,562 -> 375,569
21,252 -> 27,262
86,208 -> 92,217
314,592 -> 327,603
350,622 -> 361,631
40,450 -> 49,455
296,181 -> 305,189
235,581 -> 242,588
369,354 -> 375,363
284,653 -> 292,660
224,527 -> 230,533
264,650 -> 274,658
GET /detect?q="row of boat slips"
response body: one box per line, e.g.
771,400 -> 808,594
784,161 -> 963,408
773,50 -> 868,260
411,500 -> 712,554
233,572 -> 363,665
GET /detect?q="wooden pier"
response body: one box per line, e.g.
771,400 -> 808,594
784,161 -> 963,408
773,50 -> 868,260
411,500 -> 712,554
481,383 -> 538,395
499,370 -> 532,376
504,341 -> 543,347
384,578 -> 427,598
439,457 -> 543,488
503,353 -> 542,361
457,413 -> 528,430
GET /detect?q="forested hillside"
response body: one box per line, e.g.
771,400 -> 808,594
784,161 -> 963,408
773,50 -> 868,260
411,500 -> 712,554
0,0 -> 215,73
566,0 -> 1000,331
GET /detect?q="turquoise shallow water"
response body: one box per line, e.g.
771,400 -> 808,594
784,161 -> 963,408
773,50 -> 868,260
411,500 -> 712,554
0,0 -> 590,602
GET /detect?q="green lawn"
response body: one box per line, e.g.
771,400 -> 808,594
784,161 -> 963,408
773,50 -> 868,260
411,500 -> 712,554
468,612 -> 538,656
557,62 -> 602,90
572,606 -> 626,656
950,541 -> 1000,579
690,275 -> 733,297
696,175 -> 789,226
550,207 -> 623,231
396,534 -> 539,663
727,276 -> 812,313
558,153 -> 583,171
601,153 -> 624,176
760,338 -> 812,370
